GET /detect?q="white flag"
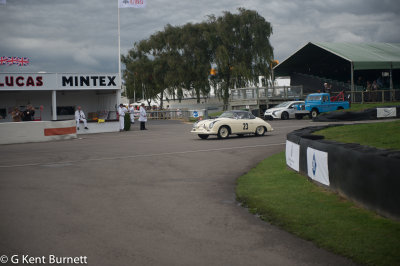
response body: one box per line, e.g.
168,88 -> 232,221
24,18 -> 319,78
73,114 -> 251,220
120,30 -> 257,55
0,0 -> 6,5
119,0 -> 146,8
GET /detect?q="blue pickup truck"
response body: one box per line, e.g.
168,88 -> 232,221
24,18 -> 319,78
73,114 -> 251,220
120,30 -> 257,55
297,92 -> 350,118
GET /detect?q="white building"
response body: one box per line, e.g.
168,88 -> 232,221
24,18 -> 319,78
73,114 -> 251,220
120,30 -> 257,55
0,73 -> 120,122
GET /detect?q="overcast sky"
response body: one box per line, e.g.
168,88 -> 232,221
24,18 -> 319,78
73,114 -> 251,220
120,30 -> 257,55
1,0 -> 399,74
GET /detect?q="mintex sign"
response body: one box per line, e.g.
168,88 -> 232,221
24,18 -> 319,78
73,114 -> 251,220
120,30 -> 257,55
0,73 -> 119,91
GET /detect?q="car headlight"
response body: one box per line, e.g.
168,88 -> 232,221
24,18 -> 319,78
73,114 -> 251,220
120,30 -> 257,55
193,122 -> 199,128
209,121 -> 217,129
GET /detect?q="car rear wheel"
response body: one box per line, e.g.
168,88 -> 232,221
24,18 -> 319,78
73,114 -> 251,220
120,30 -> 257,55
281,112 -> 289,120
217,126 -> 230,139
255,126 -> 266,136
198,134 -> 209,139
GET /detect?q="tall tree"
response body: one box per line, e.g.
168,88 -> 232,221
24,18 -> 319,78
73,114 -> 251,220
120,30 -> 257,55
208,8 -> 274,109
122,8 -> 274,110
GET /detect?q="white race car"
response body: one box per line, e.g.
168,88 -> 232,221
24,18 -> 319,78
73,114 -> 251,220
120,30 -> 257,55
191,110 -> 273,139
264,101 -> 307,120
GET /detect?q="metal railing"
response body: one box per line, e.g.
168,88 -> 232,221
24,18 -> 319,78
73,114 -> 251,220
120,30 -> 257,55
230,86 -> 304,101
347,89 -> 400,103
144,110 -> 192,120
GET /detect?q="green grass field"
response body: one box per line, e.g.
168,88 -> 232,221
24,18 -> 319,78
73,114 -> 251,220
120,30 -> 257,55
236,152 -> 400,266
314,120 -> 400,150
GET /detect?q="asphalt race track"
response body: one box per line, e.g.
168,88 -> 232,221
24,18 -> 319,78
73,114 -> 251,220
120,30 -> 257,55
0,120 -> 355,266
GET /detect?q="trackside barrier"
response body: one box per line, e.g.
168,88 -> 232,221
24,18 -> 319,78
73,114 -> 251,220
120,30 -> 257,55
286,125 -> 400,220
145,110 -> 208,120
0,120 -> 77,145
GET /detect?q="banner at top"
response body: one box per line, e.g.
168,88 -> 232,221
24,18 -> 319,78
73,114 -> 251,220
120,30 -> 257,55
119,0 -> 146,8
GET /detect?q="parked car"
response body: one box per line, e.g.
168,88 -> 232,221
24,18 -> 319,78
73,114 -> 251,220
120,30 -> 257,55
300,92 -> 350,118
191,110 -> 273,139
264,101 -> 308,120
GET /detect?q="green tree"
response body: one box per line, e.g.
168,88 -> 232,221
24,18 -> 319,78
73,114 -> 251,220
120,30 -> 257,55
122,8 -> 274,110
207,8 -> 274,109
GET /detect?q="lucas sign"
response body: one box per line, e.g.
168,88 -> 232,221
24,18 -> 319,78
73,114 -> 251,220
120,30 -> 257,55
0,73 -> 119,91
307,147 -> 330,186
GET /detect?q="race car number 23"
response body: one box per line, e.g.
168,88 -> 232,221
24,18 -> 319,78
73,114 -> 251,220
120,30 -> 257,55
243,123 -> 249,130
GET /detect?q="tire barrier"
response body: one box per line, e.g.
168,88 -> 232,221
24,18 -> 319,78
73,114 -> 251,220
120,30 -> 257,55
286,125 -> 400,220
313,106 -> 400,122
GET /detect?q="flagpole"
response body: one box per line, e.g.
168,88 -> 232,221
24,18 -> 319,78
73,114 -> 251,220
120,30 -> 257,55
117,0 -> 122,106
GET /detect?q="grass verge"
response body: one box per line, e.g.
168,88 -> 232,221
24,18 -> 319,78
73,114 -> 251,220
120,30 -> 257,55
314,120 -> 400,150
342,102 -> 400,112
236,152 -> 400,266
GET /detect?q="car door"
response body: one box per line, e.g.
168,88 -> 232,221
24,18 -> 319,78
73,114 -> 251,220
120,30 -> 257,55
229,112 -> 243,134
287,102 -> 300,118
233,112 -> 250,134
238,112 -> 257,133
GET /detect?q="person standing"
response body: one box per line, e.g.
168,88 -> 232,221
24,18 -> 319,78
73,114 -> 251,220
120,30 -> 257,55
11,107 -> 22,122
129,104 -> 135,124
22,104 -> 35,121
118,103 -> 128,132
139,103 -> 147,130
75,106 -> 88,130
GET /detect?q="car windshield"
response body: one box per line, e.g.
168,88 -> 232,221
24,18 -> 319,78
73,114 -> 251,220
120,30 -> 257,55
274,102 -> 291,108
219,111 -> 236,118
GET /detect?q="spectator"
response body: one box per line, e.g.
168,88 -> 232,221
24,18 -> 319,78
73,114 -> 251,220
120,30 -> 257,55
366,81 -> 372,102
11,107 -> 22,122
322,82 -> 328,93
22,104 -> 35,121
139,103 -> 147,130
75,106 -> 89,130
118,103 -> 128,132
128,104 -> 135,124
371,80 -> 378,102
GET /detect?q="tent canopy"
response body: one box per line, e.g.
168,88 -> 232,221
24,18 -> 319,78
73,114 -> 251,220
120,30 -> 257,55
274,42 -> 400,76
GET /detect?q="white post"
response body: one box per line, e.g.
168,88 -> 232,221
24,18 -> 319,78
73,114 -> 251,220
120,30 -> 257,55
52,90 -> 57,121
116,0 -> 122,106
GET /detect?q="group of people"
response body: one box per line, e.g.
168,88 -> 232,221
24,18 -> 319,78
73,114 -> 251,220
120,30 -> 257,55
357,76 -> 382,102
11,105 -> 35,122
118,103 -> 147,132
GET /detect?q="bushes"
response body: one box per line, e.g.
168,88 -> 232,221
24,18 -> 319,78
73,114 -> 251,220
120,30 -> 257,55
124,114 -> 131,131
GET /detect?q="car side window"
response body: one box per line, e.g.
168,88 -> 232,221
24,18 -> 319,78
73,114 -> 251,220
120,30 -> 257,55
237,112 -> 246,119
249,113 -> 256,119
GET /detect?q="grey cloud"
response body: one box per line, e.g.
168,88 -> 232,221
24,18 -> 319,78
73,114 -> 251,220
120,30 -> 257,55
0,0 -> 399,74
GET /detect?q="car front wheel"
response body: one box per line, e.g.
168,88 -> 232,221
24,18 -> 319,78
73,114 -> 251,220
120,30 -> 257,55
255,126 -> 266,136
217,126 -> 230,139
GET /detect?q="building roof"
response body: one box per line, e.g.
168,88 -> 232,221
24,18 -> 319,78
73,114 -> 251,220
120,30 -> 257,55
274,42 -> 400,74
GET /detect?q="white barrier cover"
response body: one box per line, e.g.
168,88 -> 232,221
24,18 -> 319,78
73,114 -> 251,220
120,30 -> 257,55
307,147 -> 329,186
377,107 -> 396,118
286,140 -> 300,171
